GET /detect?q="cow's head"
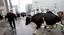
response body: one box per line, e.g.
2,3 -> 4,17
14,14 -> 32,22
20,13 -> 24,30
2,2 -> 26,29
25,16 -> 31,25
57,11 -> 63,18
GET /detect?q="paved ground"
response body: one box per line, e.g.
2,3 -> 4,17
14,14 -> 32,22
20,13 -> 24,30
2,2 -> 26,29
16,17 -> 64,35
0,19 -> 9,35
0,17 -> 64,35
0,19 -> 16,35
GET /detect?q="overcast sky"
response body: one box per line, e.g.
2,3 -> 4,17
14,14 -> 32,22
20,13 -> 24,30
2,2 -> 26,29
11,0 -> 32,12
11,0 -> 64,13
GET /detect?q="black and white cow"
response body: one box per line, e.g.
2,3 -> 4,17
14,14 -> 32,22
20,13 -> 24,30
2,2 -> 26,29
25,13 -> 61,33
26,13 -> 44,29
44,12 -> 61,30
26,13 -> 61,28
44,12 -> 61,25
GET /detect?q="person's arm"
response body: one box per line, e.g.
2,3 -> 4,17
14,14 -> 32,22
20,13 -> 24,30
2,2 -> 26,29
13,14 -> 17,20
5,15 -> 7,19
5,14 -> 8,19
5,14 -> 8,21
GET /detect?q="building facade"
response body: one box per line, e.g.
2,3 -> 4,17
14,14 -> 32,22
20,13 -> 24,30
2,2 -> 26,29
0,0 -> 13,17
32,0 -> 64,15
25,4 -> 32,15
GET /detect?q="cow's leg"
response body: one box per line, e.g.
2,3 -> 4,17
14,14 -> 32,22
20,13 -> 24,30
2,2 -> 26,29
60,24 -> 64,33
46,25 -> 54,32
34,25 -> 41,33
33,23 -> 41,35
36,24 -> 41,29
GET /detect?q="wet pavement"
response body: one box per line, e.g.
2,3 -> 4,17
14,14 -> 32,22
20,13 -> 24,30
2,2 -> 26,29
0,17 -> 64,35
16,17 -> 64,35
0,19 -> 9,35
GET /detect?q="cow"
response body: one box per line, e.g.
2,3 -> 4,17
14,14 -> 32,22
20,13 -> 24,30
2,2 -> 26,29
57,11 -> 64,32
26,13 -> 44,29
25,12 -> 61,34
43,12 -> 61,31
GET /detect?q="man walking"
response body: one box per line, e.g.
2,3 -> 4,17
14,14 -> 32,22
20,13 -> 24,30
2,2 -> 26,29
6,10 -> 16,30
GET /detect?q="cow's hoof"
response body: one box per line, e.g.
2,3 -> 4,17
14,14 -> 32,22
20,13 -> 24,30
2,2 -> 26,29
33,33 -> 36,35
48,30 -> 51,32
47,29 -> 51,32
61,30 -> 64,33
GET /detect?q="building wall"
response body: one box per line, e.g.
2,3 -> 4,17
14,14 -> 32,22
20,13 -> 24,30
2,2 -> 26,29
0,0 -> 10,16
25,4 -> 32,15
32,0 -> 64,15
0,0 -> 5,16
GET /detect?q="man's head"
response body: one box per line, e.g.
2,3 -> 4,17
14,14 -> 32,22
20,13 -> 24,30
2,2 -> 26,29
46,9 -> 49,12
57,11 -> 63,17
36,9 -> 39,11
10,10 -> 13,13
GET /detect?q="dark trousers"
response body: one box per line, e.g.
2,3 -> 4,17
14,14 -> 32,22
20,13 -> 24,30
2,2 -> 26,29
8,20 -> 16,29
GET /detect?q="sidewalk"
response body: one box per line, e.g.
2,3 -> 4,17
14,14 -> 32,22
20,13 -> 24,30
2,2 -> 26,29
1,19 -> 17,35
0,19 -> 10,35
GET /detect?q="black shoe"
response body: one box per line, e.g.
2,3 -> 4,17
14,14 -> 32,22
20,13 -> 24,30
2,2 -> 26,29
33,33 -> 36,35
61,30 -> 64,33
12,27 -> 14,30
14,27 -> 16,29
47,29 -> 51,32
44,26 -> 47,29
13,29 -> 16,31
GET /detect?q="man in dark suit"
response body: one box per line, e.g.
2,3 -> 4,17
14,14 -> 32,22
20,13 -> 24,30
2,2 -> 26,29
6,10 -> 16,30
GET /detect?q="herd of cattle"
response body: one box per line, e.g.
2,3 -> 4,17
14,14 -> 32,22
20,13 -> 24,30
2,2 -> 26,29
25,11 -> 64,32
